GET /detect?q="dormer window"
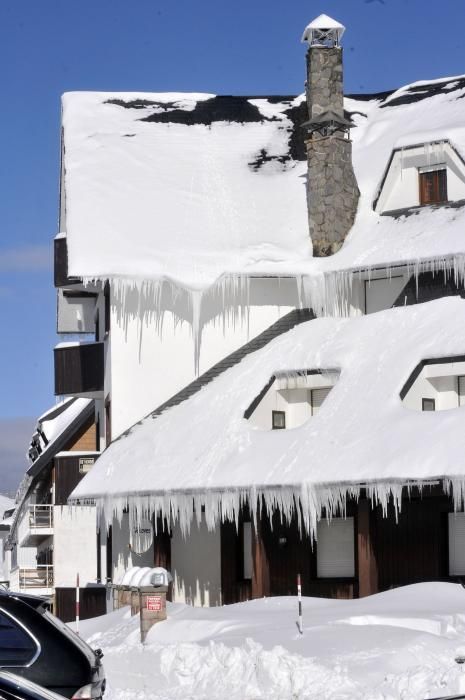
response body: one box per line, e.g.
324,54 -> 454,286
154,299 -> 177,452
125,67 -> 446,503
419,167 -> 447,206
373,140 -> 465,214
401,357 -> 465,411
245,370 -> 340,430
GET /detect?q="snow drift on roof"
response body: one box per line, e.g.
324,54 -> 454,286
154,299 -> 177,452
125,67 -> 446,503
71,297 -> 465,536
62,76 -> 465,302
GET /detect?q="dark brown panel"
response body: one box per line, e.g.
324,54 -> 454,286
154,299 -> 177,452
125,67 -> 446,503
54,587 -> 106,623
374,493 -> 451,591
54,342 -> 104,395
54,237 -> 81,287
221,519 -> 252,605
54,454 -> 99,505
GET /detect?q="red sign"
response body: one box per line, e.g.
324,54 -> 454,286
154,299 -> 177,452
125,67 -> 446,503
146,595 -> 163,612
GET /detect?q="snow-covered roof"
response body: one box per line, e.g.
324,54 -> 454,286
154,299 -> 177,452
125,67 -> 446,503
0,496 -> 14,521
30,397 -> 93,467
71,297 -> 465,536
62,75 -> 465,309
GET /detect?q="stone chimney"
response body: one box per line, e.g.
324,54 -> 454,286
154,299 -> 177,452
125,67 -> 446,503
302,14 -> 359,257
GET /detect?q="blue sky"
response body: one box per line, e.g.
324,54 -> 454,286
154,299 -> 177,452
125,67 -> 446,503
1,0 -> 465,492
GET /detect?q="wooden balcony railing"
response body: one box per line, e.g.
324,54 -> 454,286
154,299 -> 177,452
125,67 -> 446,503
19,566 -> 54,589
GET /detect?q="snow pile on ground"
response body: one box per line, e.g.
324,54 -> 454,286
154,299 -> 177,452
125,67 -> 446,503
71,297 -> 465,536
80,582 -> 465,699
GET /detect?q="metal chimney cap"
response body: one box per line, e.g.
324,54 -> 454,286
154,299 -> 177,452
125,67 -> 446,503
302,14 -> 346,46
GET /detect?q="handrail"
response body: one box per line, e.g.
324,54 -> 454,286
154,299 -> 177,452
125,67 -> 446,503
28,505 -> 53,529
19,565 -> 54,588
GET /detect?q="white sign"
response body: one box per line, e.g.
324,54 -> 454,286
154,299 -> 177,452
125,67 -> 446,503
131,519 -> 153,554
79,457 -> 95,474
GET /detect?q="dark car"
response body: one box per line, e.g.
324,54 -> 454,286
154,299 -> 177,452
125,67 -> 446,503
0,671 -> 69,700
0,590 -> 105,699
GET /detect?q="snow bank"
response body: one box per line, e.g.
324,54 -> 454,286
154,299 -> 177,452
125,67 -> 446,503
78,582 -> 465,699
71,297 -> 465,536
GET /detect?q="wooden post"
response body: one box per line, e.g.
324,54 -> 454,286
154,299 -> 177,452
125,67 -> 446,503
357,499 -> 378,597
251,516 -> 270,598
153,516 -> 172,600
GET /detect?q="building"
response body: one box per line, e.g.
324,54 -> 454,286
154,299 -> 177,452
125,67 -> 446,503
7,399 -> 105,620
61,15 -> 465,601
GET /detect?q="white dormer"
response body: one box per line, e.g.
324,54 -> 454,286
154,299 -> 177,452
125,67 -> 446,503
401,357 -> 465,412
246,369 -> 339,430
374,140 -> 465,214
301,14 -> 345,47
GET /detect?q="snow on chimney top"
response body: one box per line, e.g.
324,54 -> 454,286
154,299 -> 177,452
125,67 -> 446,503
301,14 -> 346,47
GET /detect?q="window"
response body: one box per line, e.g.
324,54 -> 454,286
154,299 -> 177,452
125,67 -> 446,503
458,376 -> 465,407
449,513 -> 465,575
311,388 -> 331,416
422,398 -> 435,411
0,611 -> 37,666
317,518 -> 355,578
272,410 -> 286,429
419,168 -> 447,205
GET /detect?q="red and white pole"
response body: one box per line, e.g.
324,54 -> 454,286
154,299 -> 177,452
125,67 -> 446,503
76,573 -> 80,635
297,573 -> 303,635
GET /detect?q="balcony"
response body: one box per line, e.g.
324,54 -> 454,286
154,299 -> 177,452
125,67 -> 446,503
20,505 -> 54,546
19,565 -> 54,590
54,341 -> 104,397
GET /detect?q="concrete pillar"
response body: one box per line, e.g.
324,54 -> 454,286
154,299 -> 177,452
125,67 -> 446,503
139,586 -> 168,643
357,499 -> 378,597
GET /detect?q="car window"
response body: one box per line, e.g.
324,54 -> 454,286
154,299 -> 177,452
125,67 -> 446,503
0,611 -> 38,667
41,611 -> 94,661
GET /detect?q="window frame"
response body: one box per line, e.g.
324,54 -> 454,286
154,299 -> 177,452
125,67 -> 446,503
422,398 -> 436,412
419,167 -> 448,206
316,517 -> 355,579
272,410 -> 286,430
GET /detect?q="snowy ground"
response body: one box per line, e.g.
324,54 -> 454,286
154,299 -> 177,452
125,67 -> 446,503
78,582 -> 465,700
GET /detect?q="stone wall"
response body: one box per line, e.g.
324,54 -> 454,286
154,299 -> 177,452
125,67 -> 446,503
306,47 -> 344,119
305,46 -> 359,256
307,135 -> 359,257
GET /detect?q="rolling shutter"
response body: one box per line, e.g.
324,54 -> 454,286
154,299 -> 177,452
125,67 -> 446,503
449,513 -> 465,575
311,388 -> 331,416
458,376 -> 465,407
317,517 -> 355,578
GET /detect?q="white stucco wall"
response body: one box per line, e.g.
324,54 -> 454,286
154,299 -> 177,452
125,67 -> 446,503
109,277 -> 299,438
53,506 -> 97,587
171,518 -> 221,607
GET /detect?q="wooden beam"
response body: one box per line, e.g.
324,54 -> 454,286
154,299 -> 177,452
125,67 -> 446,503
251,517 -> 270,598
357,498 -> 378,597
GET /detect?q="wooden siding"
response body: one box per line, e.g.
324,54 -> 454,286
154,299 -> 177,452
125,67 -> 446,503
54,342 -> 104,396
220,493 -> 457,604
63,415 -> 97,452
374,493 -> 451,591
54,453 -> 99,505
54,586 -> 106,622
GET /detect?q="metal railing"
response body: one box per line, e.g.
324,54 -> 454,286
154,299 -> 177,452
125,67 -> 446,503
28,505 -> 53,529
19,565 -> 54,589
